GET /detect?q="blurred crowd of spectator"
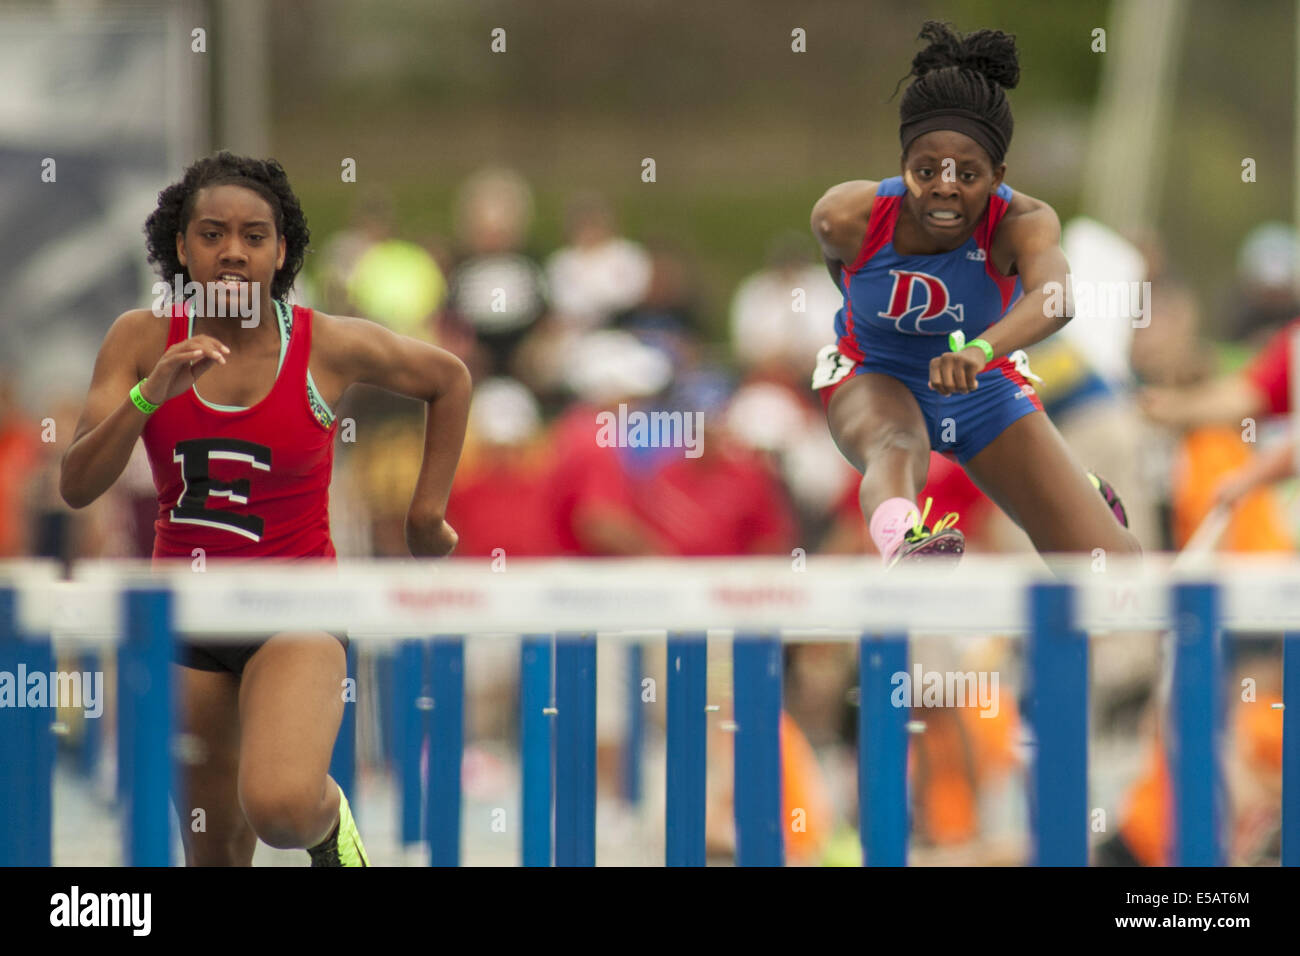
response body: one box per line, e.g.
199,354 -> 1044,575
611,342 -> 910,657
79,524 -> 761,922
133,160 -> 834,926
317,167 -> 855,565
12,169 -> 1298,571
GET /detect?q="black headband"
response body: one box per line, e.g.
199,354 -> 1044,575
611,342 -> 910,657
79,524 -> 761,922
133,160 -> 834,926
899,108 -> 1008,166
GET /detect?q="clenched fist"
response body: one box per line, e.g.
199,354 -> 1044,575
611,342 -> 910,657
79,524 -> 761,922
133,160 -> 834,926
405,509 -> 459,558
928,347 -> 987,396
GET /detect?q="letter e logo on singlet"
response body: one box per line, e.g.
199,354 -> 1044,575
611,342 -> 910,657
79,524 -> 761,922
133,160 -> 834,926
878,269 -> 965,334
171,438 -> 272,540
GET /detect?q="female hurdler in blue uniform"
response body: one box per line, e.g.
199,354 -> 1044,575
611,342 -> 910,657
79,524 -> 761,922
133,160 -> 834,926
811,21 -> 1137,566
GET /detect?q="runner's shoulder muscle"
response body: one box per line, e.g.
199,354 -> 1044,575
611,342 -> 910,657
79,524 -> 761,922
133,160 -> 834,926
812,180 -> 879,264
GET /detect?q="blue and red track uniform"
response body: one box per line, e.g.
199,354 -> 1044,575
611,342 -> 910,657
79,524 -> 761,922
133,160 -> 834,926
813,175 -> 1044,464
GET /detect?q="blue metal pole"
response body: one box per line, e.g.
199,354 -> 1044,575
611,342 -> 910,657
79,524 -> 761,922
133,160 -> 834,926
859,633 -> 908,866
520,635 -> 553,867
377,650 -> 396,770
329,641 -> 358,811
0,587 -> 20,866
1027,582 -> 1088,866
1169,582 -> 1222,866
78,651 -> 103,781
427,637 -> 464,867
395,640 -> 426,845
624,642 -> 643,805
1284,633 -> 1300,866
1,587 -> 25,865
8,609 -> 36,868
115,642 -> 134,810
554,632 -> 596,866
666,633 -> 707,866
25,636 -> 55,867
732,634 -> 783,866
123,586 -> 174,866
0,586 -> 54,866
6,633 -> 36,866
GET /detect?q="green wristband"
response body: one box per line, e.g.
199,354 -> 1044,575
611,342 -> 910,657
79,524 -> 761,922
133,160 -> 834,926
948,331 -> 995,364
130,380 -> 160,415
968,338 -> 995,364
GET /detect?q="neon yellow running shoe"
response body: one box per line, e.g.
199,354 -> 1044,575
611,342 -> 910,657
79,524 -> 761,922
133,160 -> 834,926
307,786 -> 370,867
887,497 -> 964,568
1087,470 -> 1130,528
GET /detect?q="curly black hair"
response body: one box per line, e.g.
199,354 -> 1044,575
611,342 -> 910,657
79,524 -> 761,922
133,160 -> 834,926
144,151 -> 310,302
897,21 -> 1020,157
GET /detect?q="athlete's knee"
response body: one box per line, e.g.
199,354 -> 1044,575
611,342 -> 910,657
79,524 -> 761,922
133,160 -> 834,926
240,778 -> 330,849
1114,528 -> 1143,558
860,423 -> 927,466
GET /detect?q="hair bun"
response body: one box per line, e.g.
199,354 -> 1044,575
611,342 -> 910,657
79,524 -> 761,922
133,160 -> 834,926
910,20 -> 1020,91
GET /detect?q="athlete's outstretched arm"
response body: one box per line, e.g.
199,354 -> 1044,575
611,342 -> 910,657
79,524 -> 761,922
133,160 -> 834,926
327,315 -> 471,557
1138,374 -> 1265,429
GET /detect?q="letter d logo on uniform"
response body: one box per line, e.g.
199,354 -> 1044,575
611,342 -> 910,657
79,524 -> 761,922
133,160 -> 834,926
878,269 -> 964,334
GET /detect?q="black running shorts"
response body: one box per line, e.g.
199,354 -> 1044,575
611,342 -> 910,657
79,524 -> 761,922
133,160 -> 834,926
177,632 -> 349,675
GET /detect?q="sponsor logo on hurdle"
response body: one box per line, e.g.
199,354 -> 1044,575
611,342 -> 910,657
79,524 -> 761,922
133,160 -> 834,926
390,587 -> 488,610
544,586 -> 672,610
49,886 -> 151,936
0,666 -> 103,718
890,664 -> 1000,718
595,403 -> 705,459
710,585 -> 807,607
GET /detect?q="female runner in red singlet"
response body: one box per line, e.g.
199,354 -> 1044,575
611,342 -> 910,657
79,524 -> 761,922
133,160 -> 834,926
60,152 -> 471,866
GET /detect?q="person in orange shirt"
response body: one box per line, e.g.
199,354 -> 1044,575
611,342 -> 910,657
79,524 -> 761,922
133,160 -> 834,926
1098,653 -> 1284,866
705,707 -> 834,865
1141,316 -> 1300,552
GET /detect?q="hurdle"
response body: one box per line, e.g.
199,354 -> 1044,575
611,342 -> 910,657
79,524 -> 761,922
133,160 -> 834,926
1,556 -> 1298,867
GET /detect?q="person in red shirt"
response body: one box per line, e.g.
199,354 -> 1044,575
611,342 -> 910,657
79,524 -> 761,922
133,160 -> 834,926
1240,317 -> 1300,417
546,331 -> 682,556
1140,317 -> 1300,508
546,399 -> 670,555
0,379 -> 40,557
1141,316 -> 1299,423
628,427 -> 798,556
59,152 -> 471,867
1220,318 -> 1300,502
445,378 -> 561,557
